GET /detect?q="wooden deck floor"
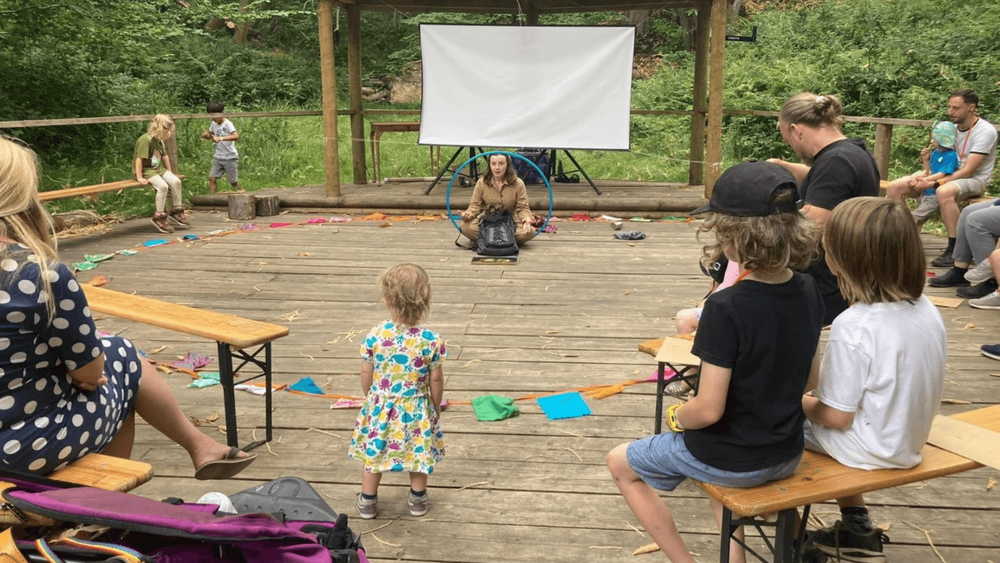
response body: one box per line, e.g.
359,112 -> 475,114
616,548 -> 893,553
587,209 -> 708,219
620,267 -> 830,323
56,210 -> 1000,563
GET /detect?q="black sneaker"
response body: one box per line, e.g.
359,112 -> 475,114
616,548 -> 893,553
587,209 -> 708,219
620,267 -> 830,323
957,278 -> 999,298
808,521 -> 888,562
930,250 -> 954,268
928,268 -> 970,288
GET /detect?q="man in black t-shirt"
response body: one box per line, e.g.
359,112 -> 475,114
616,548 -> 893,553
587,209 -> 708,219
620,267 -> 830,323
770,94 -> 880,324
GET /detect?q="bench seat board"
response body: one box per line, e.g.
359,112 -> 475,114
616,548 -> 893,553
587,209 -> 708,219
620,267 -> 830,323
39,176 -> 184,202
82,285 -> 288,349
695,404 -> 1000,517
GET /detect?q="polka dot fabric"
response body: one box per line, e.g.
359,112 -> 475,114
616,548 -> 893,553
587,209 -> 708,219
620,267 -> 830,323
0,249 -> 141,475
348,320 -> 446,474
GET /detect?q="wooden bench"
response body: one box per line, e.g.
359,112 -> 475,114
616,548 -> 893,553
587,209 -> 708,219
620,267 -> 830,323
39,176 -> 185,203
82,285 -> 289,452
639,337 -> 1000,562
1,454 -> 153,526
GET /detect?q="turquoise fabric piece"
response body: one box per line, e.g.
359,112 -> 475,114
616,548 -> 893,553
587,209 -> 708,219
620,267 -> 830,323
289,377 -> 325,395
537,392 -> 591,420
188,372 -> 221,388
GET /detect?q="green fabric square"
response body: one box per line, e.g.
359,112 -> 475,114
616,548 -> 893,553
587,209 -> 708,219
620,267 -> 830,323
472,395 -> 519,422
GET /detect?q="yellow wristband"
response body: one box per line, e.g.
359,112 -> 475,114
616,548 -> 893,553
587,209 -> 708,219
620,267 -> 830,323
666,403 -> 685,433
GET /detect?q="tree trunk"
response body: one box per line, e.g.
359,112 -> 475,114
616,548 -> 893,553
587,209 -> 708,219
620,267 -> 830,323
678,8 -> 694,52
228,194 -> 257,220
234,0 -> 250,44
625,10 -> 652,37
255,195 -> 280,217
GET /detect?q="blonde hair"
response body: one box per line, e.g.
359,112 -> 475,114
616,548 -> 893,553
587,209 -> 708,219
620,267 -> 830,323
823,197 -> 925,305
148,114 -> 175,141
0,137 -> 59,321
779,93 -> 844,129
379,263 -> 432,326
699,189 -> 820,274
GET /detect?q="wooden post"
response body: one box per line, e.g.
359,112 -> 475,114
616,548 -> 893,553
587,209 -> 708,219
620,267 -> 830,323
347,4 -> 367,185
689,0 -> 711,186
704,0 -> 727,197
874,123 -> 893,180
164,122 -> 180,176
526,1 -> 539,25
318,0 -> 341,197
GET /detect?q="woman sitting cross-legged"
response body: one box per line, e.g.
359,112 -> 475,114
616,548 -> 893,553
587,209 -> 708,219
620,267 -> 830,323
459,153 -> 537,246
0,136 -> 254,479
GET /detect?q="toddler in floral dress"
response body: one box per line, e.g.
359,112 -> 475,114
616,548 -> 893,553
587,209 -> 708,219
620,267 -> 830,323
348,264 -> 445,519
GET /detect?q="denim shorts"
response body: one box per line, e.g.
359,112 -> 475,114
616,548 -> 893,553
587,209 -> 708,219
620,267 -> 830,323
802,420 -> 828,454
626,432 -> 802,491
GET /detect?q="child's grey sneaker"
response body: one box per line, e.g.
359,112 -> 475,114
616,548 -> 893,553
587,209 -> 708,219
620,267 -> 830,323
964,258 -> 994,283
970,290 -> 1000,310
356,493 -> 377,519
407,491 -> 428,517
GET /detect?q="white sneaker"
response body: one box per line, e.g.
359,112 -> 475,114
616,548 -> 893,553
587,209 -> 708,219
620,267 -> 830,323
970,290 -> 1000,310
965,258 -> 994,283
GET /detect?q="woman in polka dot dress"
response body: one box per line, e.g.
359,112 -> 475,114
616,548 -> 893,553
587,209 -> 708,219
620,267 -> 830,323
0,137 -> 254,478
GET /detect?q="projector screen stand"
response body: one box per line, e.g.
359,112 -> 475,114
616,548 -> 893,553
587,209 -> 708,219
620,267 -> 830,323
556,150 -> 601,195
425,147 -> 483,195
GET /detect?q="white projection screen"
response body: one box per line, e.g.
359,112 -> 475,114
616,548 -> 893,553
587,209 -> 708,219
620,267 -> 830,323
418,25 -> 634,150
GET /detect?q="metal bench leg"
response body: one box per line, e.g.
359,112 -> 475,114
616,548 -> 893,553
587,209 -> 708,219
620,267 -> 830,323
217,341 -> 274,452
218,341 -> 239,449
654,361 -> 666,434
774,509 -> 797,563
720,507 -> 735,563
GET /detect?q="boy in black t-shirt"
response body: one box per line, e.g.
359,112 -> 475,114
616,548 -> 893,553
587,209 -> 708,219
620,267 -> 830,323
607,161 -> 825,563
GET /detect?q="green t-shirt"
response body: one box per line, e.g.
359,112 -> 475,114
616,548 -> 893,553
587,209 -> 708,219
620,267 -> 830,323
133,133 -> 165,178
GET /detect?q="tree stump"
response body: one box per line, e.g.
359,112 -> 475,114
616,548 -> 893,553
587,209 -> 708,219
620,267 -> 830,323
228,193 -> 256,220
255,195 -> 280,217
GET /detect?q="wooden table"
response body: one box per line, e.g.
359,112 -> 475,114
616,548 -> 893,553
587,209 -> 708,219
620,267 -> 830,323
369,122 -> 439,185
638,336 -> 701,434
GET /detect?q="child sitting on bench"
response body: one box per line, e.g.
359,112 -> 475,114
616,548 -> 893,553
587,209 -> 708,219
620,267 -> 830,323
607,161 -> 824,563
801,197 -> 947,562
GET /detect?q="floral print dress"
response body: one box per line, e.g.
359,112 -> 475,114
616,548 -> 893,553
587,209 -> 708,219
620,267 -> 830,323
348,320 -> 446,474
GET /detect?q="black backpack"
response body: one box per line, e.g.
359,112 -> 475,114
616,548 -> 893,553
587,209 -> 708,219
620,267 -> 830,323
476,209 -> 519,256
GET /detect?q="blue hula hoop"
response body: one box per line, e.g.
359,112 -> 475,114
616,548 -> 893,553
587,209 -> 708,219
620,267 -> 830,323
447,150 -> 554,235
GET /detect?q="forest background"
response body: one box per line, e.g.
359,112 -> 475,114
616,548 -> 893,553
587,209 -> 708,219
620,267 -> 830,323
1,0 -> 998,220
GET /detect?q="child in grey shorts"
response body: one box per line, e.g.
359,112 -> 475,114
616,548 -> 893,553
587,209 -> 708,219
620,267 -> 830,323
202,101 -> 240,193
606,161 -> 824,563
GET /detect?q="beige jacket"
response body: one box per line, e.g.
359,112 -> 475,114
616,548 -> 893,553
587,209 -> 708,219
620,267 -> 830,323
464,177 -> 533,227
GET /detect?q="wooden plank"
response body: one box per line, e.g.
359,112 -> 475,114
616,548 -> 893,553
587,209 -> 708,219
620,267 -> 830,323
929,295 -> 965,308
82,285 -> 288,349
688,0 -> 711,186
927,415 -> 1000,470
697,405 -> 1000,517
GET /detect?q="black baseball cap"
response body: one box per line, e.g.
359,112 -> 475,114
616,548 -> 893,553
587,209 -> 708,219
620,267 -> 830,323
691,160 -> 801,216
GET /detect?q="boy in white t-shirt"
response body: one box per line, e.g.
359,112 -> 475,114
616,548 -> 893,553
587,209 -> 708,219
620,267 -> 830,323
201,101 -> 240,193
801,198 -> 947,562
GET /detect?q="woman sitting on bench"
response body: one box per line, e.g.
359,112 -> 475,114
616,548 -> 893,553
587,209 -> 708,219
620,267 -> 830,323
0,136 -> 254,480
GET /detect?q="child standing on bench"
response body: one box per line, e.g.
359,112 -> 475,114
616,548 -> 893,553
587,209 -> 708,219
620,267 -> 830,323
134,114 -> 190,234
201,102 -> 240,193
801,197 -> 947,562
349,264 -> 446,519
607,161 -> 825,563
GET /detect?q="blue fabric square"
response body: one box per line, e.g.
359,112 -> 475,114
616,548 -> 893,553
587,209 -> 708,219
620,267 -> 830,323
537,392 -> 591,420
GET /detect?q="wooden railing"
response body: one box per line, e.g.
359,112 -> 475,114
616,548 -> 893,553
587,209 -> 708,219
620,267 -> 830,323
4,109 -> 997,184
